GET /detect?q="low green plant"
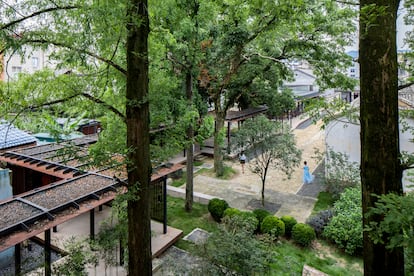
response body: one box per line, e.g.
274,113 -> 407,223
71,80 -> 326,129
208,198 -> 230,222
52,238 -> 98,275
292,223 -> 316,247
223,211 -> 258,234
192,216 -> 274,275
260,215 -> 285,237
194,160 -> 204,167
221,166 -> 237,179
323,187 -> 362,255
223,207 -> 242,218
281,215 -> 297,238
311,192 -> 335,215
170,173 -> 186,187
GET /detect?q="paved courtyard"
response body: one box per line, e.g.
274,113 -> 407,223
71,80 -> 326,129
183,117 -> 326,223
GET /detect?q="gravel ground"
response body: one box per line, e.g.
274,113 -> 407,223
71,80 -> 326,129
16,144 -> 64,156
23,174 -> 115,210
0,201 -> 42,231
0,240 -> 62,276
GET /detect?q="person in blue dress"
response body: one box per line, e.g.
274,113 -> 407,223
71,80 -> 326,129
303,161 -> 314,184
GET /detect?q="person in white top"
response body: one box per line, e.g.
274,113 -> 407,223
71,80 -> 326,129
239,151 -> 247,174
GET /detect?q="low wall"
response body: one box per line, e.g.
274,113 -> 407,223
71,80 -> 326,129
167,185 -> 222,205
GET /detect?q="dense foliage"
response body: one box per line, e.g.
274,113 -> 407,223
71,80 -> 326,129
324,148 -> 360,199
365,192 -> 414,274
323,187 -> 363,255
193,215 -> 274,275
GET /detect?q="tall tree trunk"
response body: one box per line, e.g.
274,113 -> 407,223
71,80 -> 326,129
126,1 -> 152,275
185,72 -> 194,212
214,103 -> 225,177
359,1 -> 404,275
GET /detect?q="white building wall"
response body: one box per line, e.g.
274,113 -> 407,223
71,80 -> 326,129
326,118 -> 414,192
1,46 -> 56,81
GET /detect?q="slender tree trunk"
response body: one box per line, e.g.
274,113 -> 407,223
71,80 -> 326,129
261,162 -> 269,206
261,178 -> 266,207
185,72 -> 194,212
126,1 -> 152,275
359,1 -> 404,275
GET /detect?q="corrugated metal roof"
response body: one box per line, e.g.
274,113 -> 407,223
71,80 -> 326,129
0,123 -> 37,150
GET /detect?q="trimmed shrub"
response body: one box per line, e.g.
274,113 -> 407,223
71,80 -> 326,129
252,209 -> 271,226
280,215 -> 297,238
208,198 -> 229,222
260,216 -> 285,237
306,209 -> 334,237
292,223 -> 316,247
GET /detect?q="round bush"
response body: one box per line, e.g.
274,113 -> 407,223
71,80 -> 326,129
223,208 -> 242,218
292,223 -> 316,247
253,209 -> 271,226
260,216 -> 285,237
208,198 -> 229,222
281,215 -> 297,238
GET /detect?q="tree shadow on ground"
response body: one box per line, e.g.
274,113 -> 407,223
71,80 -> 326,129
247,199 -> 281,213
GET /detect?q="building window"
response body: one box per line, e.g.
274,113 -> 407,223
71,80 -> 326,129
350,68 -> 355,73
11,66 -> 22,78
12,66 -> 22,73
32,57 -> 39,68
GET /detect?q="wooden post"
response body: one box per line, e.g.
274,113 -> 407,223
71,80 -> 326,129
45,229 -> 51,276
15,243 -> 21,275
90,208 -> 95,240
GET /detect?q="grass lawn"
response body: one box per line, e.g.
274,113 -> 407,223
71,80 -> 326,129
170,164 -> 236,188
166,195 -> 363,275
311,191 -> 335,215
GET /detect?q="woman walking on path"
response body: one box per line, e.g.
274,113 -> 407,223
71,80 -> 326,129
303,161 -> 314,184
239,152 -> 247,173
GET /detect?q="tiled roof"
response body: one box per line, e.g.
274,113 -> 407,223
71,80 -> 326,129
0,123 -> 37,150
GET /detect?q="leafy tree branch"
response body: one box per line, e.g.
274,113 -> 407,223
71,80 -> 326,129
0,5 -> 80,31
